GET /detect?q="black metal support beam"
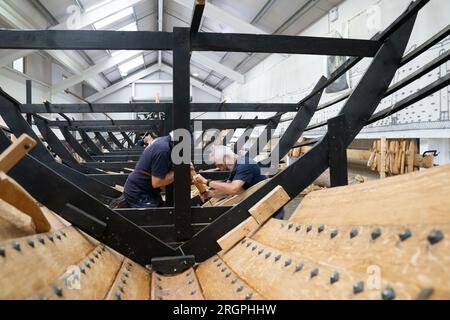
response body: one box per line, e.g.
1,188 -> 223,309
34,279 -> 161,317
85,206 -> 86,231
0,30 -> 173,50
191,33 -> 381,56
108,132 -> 125,149
47,119 -> 270,131
121,132 -> 135,148
328,115 -> 348,187
21,103 -> 299,113
26,80 -> 32,125
0,89 -> 120,200
79,130 -> 103,155
190,0 -> 205,34
60,127 -> 94,161
94,132 -> 113,151
173,27 -> 193,241
0,129 -> 179,266
181,10 -> 417,262
33,116 -> 102,175
89,174 -> 129,186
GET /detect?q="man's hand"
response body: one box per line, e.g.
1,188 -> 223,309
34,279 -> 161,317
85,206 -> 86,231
200,190 -> 213,202
193,174 -> 208,185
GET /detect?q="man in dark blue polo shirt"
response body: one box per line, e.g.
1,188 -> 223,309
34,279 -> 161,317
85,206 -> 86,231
193,145 -> 266,200
193,145 -> 285,219
123,135 -> 174,208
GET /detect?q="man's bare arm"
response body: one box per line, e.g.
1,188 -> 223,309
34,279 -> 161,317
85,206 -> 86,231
152,171 -> 174,188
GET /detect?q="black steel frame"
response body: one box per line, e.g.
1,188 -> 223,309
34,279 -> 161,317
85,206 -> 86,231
0,0 -> 439,268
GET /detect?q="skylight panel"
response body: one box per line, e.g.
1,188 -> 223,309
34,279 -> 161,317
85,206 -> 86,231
118,55 -> 144,76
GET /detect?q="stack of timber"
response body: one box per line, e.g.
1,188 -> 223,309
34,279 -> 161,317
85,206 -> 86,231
1,135 -> 449,300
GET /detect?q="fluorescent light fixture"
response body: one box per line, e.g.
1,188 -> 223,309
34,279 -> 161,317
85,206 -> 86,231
118,55 -> 144,76
85,0 -> 114,13
118,22 -> 137,31
192,72 -> 199,77
93,7 -> 134,29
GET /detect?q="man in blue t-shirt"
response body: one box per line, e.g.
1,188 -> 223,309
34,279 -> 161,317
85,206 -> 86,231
123,135 -> 174,208
193,145 -> 266,201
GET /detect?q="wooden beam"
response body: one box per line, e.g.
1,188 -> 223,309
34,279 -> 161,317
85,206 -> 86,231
248,186 -> 290,224
0,134 -> 36,173
217,216 -> 259,252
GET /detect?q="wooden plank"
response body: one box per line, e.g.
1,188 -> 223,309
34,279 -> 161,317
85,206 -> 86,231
248,186 -> 290,224
0,227 -> 95,299
407,140 -> 416,173
196,255 -> 265,300
106,259 -> 151,300
252,219 -> 450,299
219,180 -> 268,207
290,164 -> 450,226
150,268 -> 204,300
380,137 -> 386,179
0,199 -> 35,241
0,172 -> 51,233
0,134 -> 36,173
224,237 -> 443,300
217,216 -> 259,252
29,245 -> 122,300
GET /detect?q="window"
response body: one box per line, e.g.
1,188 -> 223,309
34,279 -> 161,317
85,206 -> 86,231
13,57 -> 25,73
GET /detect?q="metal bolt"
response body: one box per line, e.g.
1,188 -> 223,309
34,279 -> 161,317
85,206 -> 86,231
124,272 -> 129,278
102,247 -> 106,252
330,230 -> 338,239
122,279 -> 127,285
417,288 -> 434,300
236,286 -> 244,293
27,239 -> 35,248
371,228 -> 382,240
258,249 -> 264,255
310,268 -> 319,278
187,271 -> 192,277
353,281 -> 364,294
284,258 -> 292,267
350,229 -> 359,239
188,280 -> 194,285
115,292 -> 122,300
318,225 -> 325,233
38,236 -> 45,245
90,257 -> 95,264
295,226 -> 301,232
48,235 -> 54,242
0,247 -> 5,257
56,234 -> 62,241
191,290 -> 197,296
85,262 -> 91,269
381,288 -> 396,300
399,229 -> 412,242
225,272 -> 231,278
252,246 -> 257,251
330,272 -> 340,284
240,240 -> 246,246
231,278 -> 238,284
246,242 -> 251,248
214,258 -> 219,262
288,223 -> 293,230
11,242 -> 21,252
217,262 -> 222,267
295,263 -> 304,273
80,267 -> 86,274
427,230 -> 444,245
119,285 -> 125,293
274,254 -> 281,262
245,293 -> 253,300
221,267 -> 227,273
94,253 -> 99,259
265,252 -> 271,259
306,225 -> 312,233
53,286 -> 63,297
157,285 -> 163,290
62,232 -> 67,238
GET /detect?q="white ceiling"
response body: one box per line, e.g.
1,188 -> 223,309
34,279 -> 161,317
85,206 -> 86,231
7,0 -> 344,96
